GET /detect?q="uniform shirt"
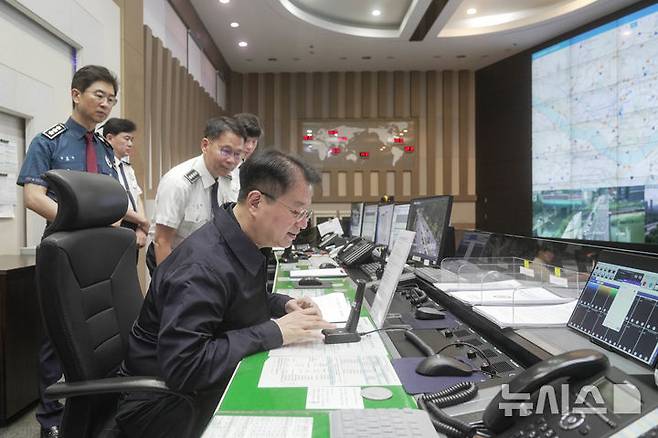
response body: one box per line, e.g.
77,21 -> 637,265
121,202 -> 291,393
115,156 -> 142,211
149,155 -> 233,249
17,117 -> 118,198
228,161 -> 242,202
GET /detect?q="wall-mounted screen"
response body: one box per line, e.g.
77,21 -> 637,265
532,3 -> 658,244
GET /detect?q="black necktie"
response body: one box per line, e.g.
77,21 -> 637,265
211,179 -> 219,213
119,162 -> 137,211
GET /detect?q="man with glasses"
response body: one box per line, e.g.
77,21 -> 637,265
146,116 -> 245,274
16,64 -> 120,438
116,149 -> 333,437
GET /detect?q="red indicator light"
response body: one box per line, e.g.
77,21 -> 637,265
359,152 -> 370,158
339,136 -> 348,142
303,135 -> 313,141
404,145 -> 415,153
330,147 -> 342,155
393,137 -> 404,144
328,129 -> 338,136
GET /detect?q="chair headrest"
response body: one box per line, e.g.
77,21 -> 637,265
44,169 -> 128,236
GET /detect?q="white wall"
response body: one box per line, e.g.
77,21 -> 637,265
0,112 -> 25,255
0,0 -> 120,251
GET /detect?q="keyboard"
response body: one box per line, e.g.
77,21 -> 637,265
360,262 -> 382,280
330,409 -> 437,438
414,266 -> 444,283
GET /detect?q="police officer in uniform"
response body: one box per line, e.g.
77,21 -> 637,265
116,149 -> 334,437
146,116 -> 245,274
228,113 -> 263,200
102,118 -> 149,258
16,65 -> 120,438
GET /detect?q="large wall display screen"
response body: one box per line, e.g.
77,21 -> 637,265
532,4 -> 658,244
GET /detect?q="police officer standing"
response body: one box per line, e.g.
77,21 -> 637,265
16,65 -> 121,438
102,118 -> 149,256
228,112 -> 263,199
146,116 -> 245,273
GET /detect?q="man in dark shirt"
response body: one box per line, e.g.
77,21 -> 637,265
117,149 -> 334,437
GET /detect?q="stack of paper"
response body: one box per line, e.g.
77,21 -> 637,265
310,292 -> 352,323
447,287 -> 573,306
472,301 -> 577,328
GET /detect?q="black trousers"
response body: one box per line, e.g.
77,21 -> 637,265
115,390 -> 222,438
36,336 -> 64,429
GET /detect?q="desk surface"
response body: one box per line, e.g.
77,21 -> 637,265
214,263 -> 417,437
0,255 -> 36,272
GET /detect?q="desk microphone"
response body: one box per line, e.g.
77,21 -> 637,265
322,280 -> 366,344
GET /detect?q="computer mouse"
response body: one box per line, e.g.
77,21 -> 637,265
319,262 -> 338,269
298,276 -> 323,286
414,306 -> 446,320
416,355 -> 474,377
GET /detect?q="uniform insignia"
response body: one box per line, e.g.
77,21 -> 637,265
184,169 -> 200,184
104,154 -> 113,169
42,123 -> 67,140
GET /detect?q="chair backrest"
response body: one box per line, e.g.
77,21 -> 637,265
37,169 -> 142,382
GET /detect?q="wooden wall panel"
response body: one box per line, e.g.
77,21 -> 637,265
226,69 -> 476,216
264,73 -> 275,147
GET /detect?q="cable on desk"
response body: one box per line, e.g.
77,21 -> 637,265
421,381 -> 478,406
435,342 -> 498,378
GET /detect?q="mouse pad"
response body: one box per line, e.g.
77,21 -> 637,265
400,311 -> 460,330
391,357 -> 487,395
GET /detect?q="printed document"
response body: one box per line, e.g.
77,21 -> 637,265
306,387 -> 364,409
448,287 -> 573,306
202,416 -> 312,438
473,301 -> 577,328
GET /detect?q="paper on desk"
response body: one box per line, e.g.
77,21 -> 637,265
317,217 -> 344,237
202,415 -> 312,438
447,287 -> 573,306
259,355 -> 400,387
306,387 -> 364,409
278,263 -> 298,271
290,268 -> 347,278
311,292 -> 351,323
433,279 -> 523,291
284,289 -> 326,299
269,317 -> 387,358
472,301 -> 577,328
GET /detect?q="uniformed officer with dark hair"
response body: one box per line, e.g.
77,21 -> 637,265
146,116 -> 246,274
116,149 -> 334,437
16,64 -> 121,438
229,112 -> 263,199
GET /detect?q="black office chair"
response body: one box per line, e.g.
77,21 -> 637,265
36,169 -> 195,437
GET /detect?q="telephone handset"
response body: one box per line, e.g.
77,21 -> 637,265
483,349 -> 610,434
317,232 -> 346,250
336,237 -> 376,266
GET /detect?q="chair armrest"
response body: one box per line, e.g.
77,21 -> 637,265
44,376 -> 190,401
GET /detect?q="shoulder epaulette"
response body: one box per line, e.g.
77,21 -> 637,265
184,169 -> 200,184
42,123 -> 67,140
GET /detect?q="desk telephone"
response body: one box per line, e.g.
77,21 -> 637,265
423,349 -> 658,437
336,237 -> 376,266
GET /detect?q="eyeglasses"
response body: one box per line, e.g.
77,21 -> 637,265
260,191 -> 312,222
219,146 -> 243,160
87,90 -> 118,106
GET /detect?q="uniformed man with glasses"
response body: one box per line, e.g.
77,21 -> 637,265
146,116 -> 246,274
16,64 -> 120,438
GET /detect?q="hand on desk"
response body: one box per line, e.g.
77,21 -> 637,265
274,307 -> 335,345
285,296 -> 322,318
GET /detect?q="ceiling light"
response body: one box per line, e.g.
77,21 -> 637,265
230,22 -> 239,28
219,0 -> 230,4
371,9 -> 381,17
466,8 -> 477,15
238,41 -> 248,47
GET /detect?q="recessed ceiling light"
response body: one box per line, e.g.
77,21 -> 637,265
371,9 -> 381,16
219,0 -> 230,4
230,22 -> 239,28
466,7 -> 477,15
238,41 -> 248,47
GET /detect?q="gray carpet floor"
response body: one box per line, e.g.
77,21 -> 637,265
0,407 -> 40,438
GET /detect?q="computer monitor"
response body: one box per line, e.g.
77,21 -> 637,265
455,230 -> 492,259
361,204 -> 378,242
568,251 -> 658,367
406,195 -> 453,265
375,204 -> 395,246
389,203 -> 410,248
349,202 -> 364,237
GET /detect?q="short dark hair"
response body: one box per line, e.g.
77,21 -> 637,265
238,149 -> 321,202
103,118 -> 136,138
234,113 -> 263,139
71,65 -> 118,108
204,116 -> 246,141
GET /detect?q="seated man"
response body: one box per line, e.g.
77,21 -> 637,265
117,149 -> 334,437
